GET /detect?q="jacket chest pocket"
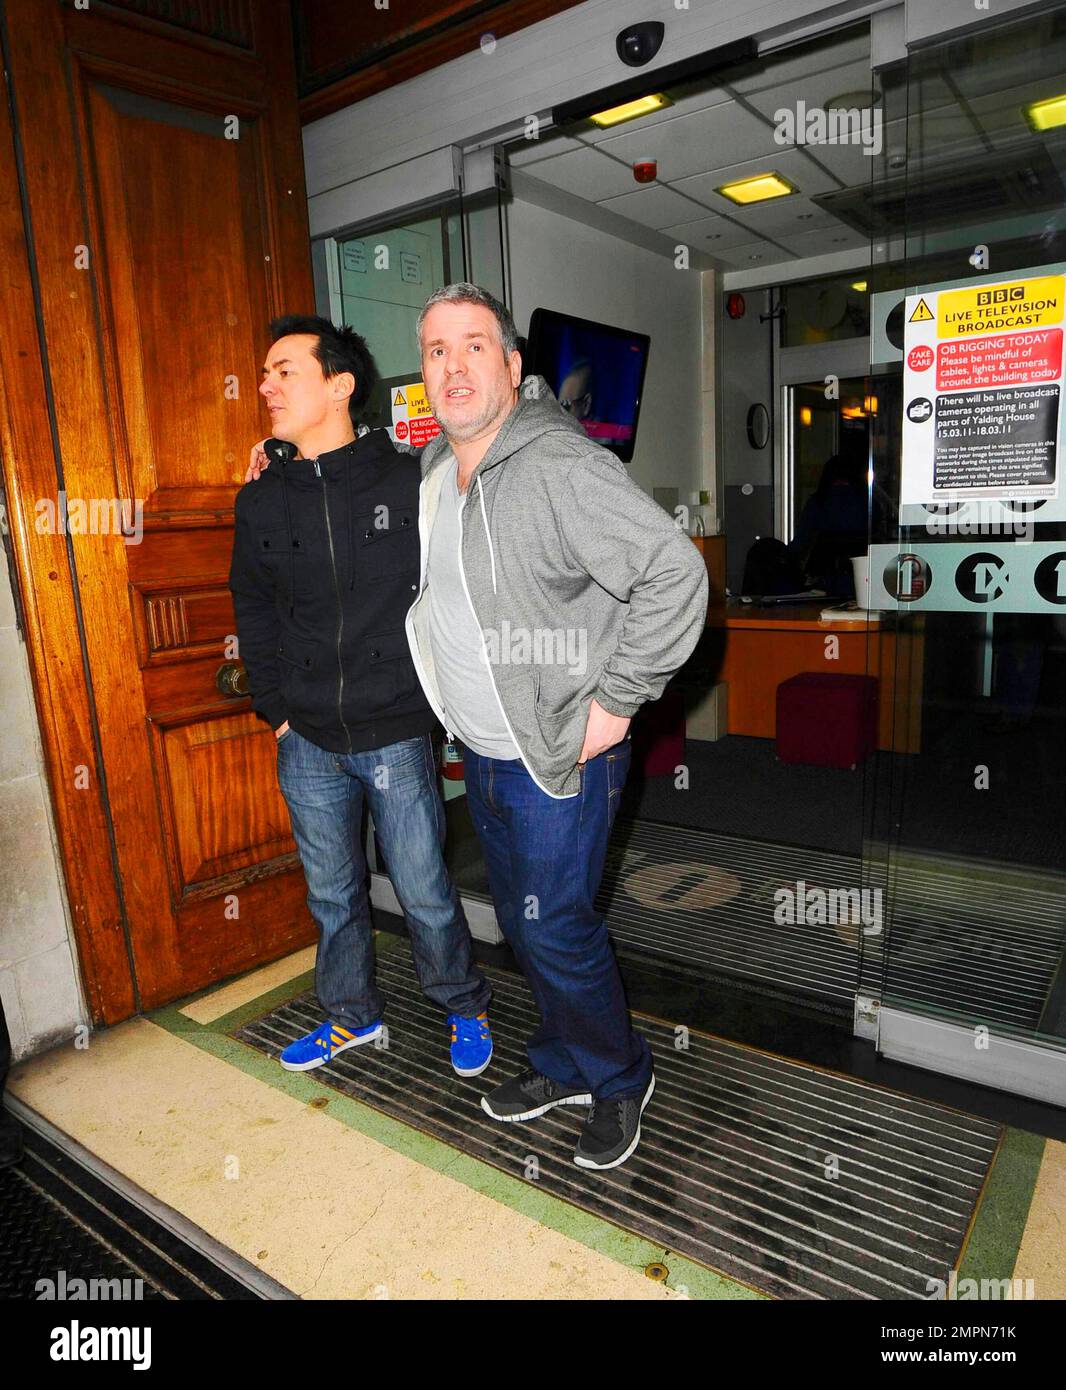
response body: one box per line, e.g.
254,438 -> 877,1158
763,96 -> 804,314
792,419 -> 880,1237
277,634 -> 319,673
259,526 -> 299,559
261,527 -> 319,612
355,508 -> 418,584
259,526 -> 304,587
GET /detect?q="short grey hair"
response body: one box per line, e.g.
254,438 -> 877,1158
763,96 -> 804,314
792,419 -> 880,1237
417,282 -> 520,359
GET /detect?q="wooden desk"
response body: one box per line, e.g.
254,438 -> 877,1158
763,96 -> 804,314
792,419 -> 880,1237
712,601 -> 923,752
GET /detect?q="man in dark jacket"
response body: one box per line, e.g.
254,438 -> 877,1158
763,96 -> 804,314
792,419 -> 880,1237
229,315 -> 491,1076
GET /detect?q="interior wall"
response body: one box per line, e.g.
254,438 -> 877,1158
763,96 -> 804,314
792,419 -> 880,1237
0,556 -> 87,1062
505,196 -> 703,501
720,289 -> 775,592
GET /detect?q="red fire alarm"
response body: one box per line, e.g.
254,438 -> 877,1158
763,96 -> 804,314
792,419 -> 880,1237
726,292 -> 746,320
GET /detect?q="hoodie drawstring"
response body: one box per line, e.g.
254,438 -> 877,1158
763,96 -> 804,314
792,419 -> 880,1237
477,474 -> 497,596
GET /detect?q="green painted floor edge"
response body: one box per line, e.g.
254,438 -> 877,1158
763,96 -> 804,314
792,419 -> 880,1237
151,935 -> 1054,1302
958,1128 -> 1046,1287
149,945 -> 761,1303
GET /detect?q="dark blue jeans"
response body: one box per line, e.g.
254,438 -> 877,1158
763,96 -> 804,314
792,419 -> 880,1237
464,741 -> 652,1101
277,729 -> 490,1030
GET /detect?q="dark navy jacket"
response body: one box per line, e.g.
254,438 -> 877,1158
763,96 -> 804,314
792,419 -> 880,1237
228,429 -> 437,753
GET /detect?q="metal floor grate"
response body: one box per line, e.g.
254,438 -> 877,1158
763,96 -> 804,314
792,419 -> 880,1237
0,1124 -> 263,1300
597,818 -> 1066,1027
235,949 -> 1001,1300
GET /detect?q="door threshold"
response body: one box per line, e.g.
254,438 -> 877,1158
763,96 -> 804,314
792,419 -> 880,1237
5,1098 -> 296,1300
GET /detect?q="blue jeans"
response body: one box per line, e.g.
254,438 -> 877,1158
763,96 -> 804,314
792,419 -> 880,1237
464,741 -> 652,1100
277,729 -> 490,1030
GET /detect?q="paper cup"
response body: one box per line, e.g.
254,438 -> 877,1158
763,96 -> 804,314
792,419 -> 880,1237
852,552 -> 872,608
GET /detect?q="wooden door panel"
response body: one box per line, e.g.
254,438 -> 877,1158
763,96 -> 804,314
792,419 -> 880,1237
168,871 -> 309,984
85,81 -> 274,511
155,713 -> 296,888
4,0 -> 317,1012
133,582 -> 237,665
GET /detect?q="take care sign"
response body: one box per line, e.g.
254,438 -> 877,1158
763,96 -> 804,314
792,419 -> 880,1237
389,382 -> 441,449
901,265 -> 1065,509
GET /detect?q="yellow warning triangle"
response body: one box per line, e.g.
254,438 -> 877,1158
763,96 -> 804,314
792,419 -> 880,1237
909,297 -> 933,323
393,389 -> 406,405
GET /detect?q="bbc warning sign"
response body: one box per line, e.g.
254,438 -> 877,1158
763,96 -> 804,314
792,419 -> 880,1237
902,267 -> 1065,507
389,382 -> 441,449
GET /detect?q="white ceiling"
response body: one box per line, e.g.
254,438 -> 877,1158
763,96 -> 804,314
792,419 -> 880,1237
505,19 -> 1066,276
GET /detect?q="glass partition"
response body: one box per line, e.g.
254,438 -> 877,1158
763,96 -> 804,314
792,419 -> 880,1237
316,186 -> 509,432
863,6 -> 1066,1093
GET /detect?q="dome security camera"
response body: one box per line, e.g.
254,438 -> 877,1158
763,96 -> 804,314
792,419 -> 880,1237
616,21 -> 665,67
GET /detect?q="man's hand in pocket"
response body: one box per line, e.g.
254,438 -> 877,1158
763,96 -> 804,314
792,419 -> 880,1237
578,699 -> 631,765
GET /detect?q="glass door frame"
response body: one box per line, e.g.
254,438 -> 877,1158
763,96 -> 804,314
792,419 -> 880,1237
861,10 -> 1066,1107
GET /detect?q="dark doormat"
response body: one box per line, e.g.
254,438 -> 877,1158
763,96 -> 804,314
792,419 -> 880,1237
233,948 -> 1001,1300
598,817 -> 1066,1029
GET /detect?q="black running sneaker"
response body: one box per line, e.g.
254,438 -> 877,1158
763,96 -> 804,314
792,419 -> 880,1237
481,1068 -> 592,1122
573,1073 -> 655,1170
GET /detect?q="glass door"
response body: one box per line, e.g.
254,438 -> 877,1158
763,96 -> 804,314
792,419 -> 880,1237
863,6 -> 1066,1104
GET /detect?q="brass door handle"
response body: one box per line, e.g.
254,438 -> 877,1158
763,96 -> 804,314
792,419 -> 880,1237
216,662 -> 249,697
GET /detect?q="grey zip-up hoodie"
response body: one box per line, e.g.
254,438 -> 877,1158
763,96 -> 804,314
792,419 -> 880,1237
404,376 -> 708,798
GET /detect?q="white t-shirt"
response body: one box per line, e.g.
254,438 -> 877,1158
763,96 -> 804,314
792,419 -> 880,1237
427,454 -> 520,760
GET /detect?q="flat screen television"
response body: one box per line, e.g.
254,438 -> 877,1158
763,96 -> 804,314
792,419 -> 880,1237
525,308 -> 650,464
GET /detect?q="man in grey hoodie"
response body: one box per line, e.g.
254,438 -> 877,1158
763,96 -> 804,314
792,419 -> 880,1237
406,283 -> 708,1170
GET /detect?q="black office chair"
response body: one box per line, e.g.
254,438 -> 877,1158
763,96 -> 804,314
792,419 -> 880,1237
741,537 -> 804,597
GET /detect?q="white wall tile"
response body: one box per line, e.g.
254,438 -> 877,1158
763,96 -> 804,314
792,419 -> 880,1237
13,941 -> 85,1056
0,774 -> 71,964
0,626 -> 41,783
0,965 -> 28,1061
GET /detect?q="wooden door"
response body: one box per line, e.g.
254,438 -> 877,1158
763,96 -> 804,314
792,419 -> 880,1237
0,0 -> 316,1016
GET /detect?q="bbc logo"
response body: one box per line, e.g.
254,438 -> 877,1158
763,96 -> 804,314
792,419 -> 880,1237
977,286 -> 1025,306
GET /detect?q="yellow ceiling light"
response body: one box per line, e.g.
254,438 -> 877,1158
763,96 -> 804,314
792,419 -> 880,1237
716,173 -> 795,205
851,280 -> 868,292
799,406 -> 813,427
588,93 -> 671,128
1026,94 -> 1066,131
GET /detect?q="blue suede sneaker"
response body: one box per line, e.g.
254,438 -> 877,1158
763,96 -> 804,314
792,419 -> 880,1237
280,1019 -> 382,1071
449,1012 -> 492,1077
